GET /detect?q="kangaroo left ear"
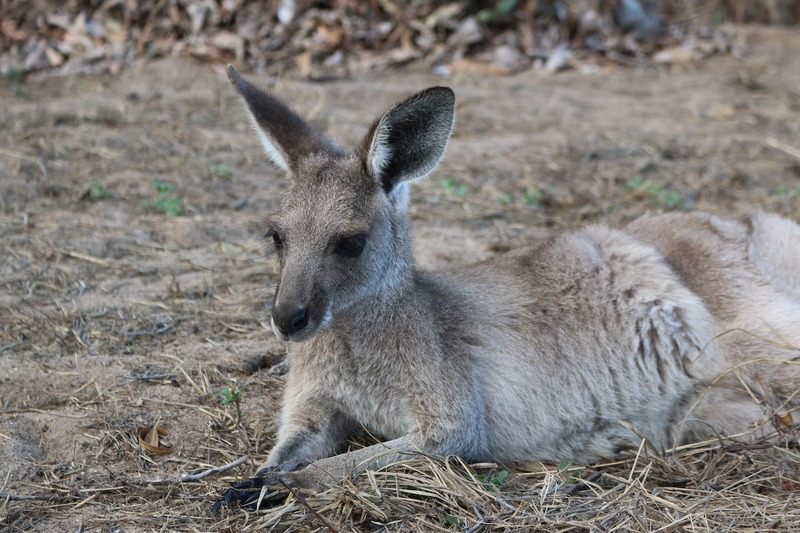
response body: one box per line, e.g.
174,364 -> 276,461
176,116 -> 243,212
359,87 -> 455,194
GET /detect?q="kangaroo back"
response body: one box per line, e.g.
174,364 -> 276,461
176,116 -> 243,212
748,211 -> 800,300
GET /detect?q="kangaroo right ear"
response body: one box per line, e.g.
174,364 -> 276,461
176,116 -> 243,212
227,65 -> 341,173
360,87 -> 455,194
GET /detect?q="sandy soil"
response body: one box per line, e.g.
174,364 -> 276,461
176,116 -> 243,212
1,26 -> 799,531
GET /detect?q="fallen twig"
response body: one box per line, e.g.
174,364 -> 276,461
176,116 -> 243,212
565,470 -> 604,496
144,456 -> 249,484
125,372 -> 181,382
766,137 -> 800,161
0,494 -> 81,502
281,480 -> 339,533
57,248 -> 111,266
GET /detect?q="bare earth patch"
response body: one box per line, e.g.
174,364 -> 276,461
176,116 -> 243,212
1,26 -> 799,532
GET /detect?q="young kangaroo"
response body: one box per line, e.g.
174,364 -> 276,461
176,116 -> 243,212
218,66 -> 800,509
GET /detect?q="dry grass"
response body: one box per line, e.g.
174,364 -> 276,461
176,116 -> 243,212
8,428 -> 797,531
224,436 -> 798,531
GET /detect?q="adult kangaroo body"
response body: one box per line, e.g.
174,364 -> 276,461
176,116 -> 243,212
217,66 -> 800,509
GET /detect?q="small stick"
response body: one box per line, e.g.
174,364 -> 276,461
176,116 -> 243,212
565,470 -> 604,496
281,480 -> 338,533
145,456 -> 249,484
0,494 -> 80,502
71,492 -> 98,510
125,372 -> 181,382
766,137 -> 800,161
57,249 -> 111,266
120,325 -> 173,339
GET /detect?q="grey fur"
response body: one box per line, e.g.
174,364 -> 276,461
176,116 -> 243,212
226,66 -> 800,491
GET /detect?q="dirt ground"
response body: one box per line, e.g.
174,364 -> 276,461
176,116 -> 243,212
1,25 -> 799,532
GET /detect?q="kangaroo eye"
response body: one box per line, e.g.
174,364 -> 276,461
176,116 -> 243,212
267,230 -> 284,250
334,234 -> 367,258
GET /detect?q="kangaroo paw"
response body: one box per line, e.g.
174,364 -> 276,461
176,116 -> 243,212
211,475 -> 289,513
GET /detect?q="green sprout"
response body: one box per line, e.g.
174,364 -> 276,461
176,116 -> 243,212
476,470 -> 509,491
144,180 -> 184,216
89,182 -> 113,200
220,383 -> 244,427
442,178 -> 468,197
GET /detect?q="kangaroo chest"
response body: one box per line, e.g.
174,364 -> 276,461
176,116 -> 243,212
306,339 -> 416,439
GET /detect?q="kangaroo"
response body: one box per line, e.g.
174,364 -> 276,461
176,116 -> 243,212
218,66 -> 800,509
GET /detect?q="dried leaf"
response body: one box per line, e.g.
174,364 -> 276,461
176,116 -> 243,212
22,39 -> 48,71
138,426 -> 173,454
775,410 -> 793,428
446,16 -> 483,49
45,46 -> 65,67
493,44 -> 526,71
543,43 -> 572,72
295,51 -> 313,77
1,19 -> 28,41
186,2 -> 207,35
46,13 -> 72,31
425,3 -> 462,29
210,30 -> 245,61
450,58 -> 511,77
706,102 -> 735,119
278,0 -> 297,25
653,46 -> 703,64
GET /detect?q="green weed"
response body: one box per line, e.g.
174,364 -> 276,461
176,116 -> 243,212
89,182 -> 113,200
155,180 -> 175,194
522,185 -> 545,206
498,193 -> 514,205
442,178 -> 468,197
558,460 -> 586,482
477,0 -> 519,22
771,185 -> 800,198
497,186 -> 546,207
2,68 -> 27,98
220,383 -> 244,427
444,514 -> 463,527
144,180 -> 184,216
626,177 -> 685,209
213,163 -> 235,178
476,470 -> 509,491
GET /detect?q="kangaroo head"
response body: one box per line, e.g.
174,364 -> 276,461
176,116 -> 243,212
227,66 -> 455,341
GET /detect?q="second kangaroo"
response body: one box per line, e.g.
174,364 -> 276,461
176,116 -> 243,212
219,67 -> 800,508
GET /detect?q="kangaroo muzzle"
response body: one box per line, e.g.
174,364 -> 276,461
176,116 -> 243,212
272,303 -> 310,338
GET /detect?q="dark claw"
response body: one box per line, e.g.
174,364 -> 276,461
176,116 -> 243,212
211,476 -> 288,514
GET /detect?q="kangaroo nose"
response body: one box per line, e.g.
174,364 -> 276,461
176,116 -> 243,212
274,306 -> 309,336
